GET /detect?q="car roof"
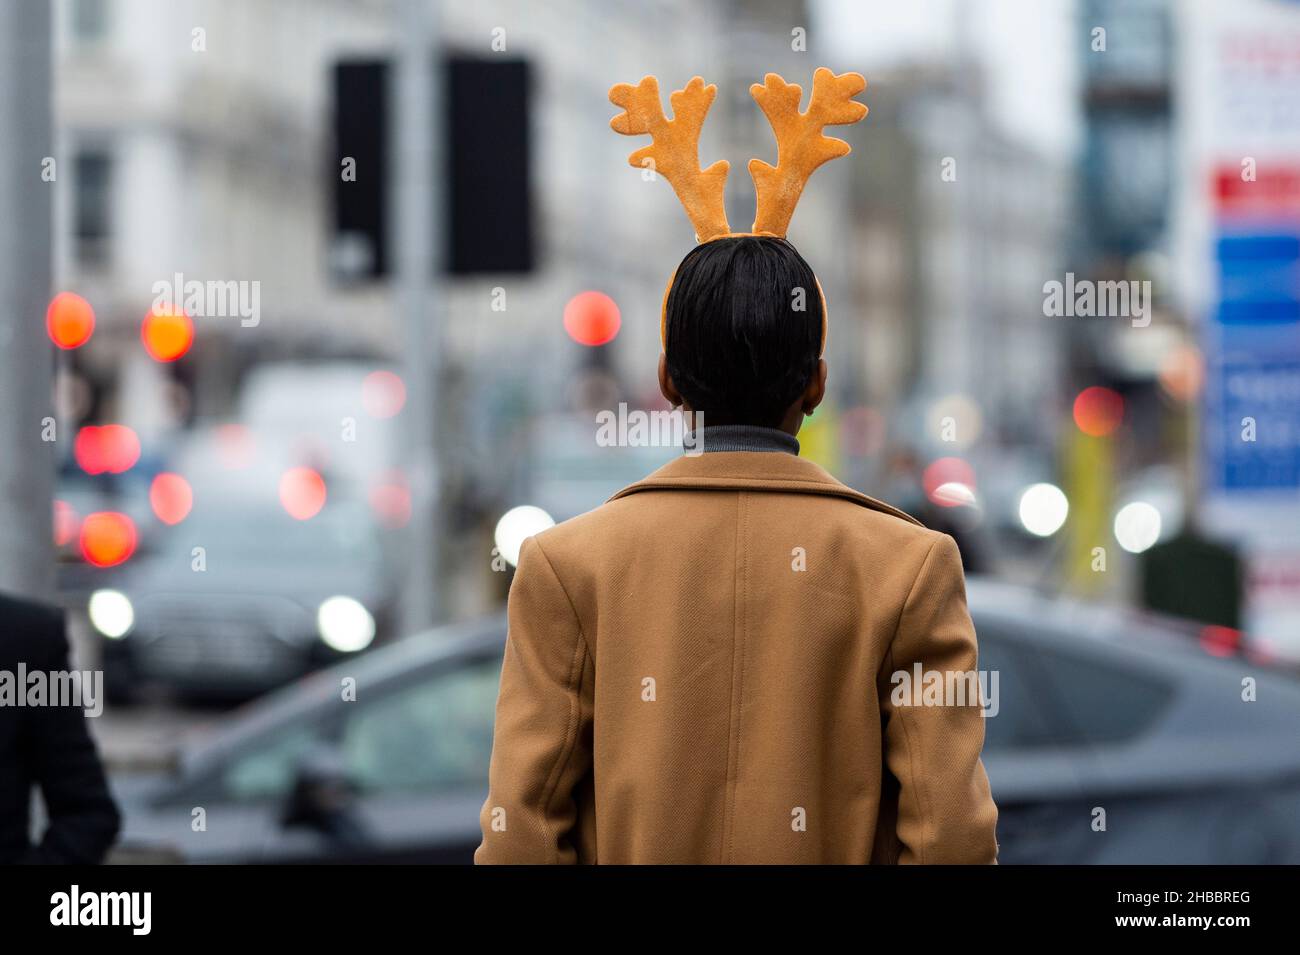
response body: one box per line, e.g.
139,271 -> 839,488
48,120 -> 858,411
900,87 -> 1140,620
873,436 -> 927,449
969,576 -> 1220,656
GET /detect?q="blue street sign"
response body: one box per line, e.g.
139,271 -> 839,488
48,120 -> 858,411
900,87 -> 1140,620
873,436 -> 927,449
1205,229 -> 1300,492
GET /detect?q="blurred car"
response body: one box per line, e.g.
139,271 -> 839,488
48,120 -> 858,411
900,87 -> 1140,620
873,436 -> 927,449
90,495 -> 398,702
975,584 -> 1300,863
111,619 -> 499,863
110,581 -> 1300,863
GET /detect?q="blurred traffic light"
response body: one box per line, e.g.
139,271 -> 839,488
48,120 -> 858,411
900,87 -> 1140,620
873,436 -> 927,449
331,54 -> 533,281
444,56 -> 532,274
332,60 -> 388,279
1072,386 -> 1125,437
74,424 -> 141,475
563,291 -> 621,346
142,304 -> 195,362
46,292 -> 95,349
80,512 -> 137,567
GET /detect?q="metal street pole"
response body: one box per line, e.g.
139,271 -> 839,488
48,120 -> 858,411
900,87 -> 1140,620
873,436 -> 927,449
0,0 -> 55,599
394,0 -> 442,634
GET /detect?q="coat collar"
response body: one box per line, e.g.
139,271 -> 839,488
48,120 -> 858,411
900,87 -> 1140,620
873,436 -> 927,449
692,424 -> 799,455
608,451 -> 923,526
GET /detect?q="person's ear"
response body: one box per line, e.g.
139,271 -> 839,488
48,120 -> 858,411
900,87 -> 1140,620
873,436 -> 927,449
658,353 -> 684,408
802,359 -> 827,416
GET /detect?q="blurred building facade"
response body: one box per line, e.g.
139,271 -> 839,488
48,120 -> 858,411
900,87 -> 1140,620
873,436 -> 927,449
840,61 -> 1071,551
52,0 -> 849,617
54,0 -> 839,395
54,0 -> 393,437
55,2 -> 846,378
849,64 -> 1070,439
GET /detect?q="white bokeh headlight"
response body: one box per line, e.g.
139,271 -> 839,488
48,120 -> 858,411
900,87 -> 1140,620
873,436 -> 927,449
1114,501 -> 1162,554
89,589 -> 134,639
1018,483 -> 1069,538
316,596 -> 375,652
494,505 -> 556,567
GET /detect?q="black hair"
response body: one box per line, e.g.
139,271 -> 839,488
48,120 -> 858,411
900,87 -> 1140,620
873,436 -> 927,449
664,235 -> 823,428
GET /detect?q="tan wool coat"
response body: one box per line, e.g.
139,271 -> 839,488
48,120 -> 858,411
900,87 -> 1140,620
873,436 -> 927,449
475,451 -> 999,864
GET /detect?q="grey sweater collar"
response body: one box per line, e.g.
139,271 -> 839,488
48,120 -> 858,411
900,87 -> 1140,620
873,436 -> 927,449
688,424 -> 800,456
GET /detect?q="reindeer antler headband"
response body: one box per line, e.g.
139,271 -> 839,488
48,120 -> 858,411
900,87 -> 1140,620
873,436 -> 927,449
609,68 -> 868,349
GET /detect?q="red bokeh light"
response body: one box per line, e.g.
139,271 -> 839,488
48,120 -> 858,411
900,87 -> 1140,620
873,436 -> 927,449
1073,386 -> 1124,437
279,467 -> 327,520
79,512 -> 137,567
150,473 -> 193,525
362,371 -> 407,418
142,304 -> 195,362
1158,345 -> 1205,403
46,292 -> 96,349
1199,625 -> 1242,658
74,424 -> 141,475
563,291 -> 621,346
922,456 -> 976,508
53,499 -> 79,547
369,472 -> 412,528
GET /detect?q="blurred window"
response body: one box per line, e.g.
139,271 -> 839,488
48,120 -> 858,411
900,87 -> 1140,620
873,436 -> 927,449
1030,643 -> 1174,746
74,151 -> 112,267
975,632 -> 1061,751
976,621 -> 1175,751
339,656 -> 501,793
171,653 -> 500,808
71,0 -> 109,42
221,725 -> 328,803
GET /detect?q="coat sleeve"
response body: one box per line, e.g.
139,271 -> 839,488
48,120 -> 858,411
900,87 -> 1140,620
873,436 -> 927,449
878,534 -> 998,864
23,611 -> 121,864
475,535 -> 594,864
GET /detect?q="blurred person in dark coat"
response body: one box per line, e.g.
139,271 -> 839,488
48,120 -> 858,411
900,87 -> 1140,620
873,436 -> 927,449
0,593 -> 120,864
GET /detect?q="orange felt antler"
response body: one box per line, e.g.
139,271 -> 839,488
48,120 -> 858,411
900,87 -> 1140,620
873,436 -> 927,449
748,68 -> 867,236
609,75 -> 731,242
